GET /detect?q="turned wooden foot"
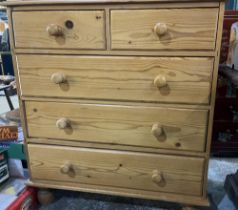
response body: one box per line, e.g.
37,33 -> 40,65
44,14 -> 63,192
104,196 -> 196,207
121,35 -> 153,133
181,207 -> 196,210
37,188 -> 55,206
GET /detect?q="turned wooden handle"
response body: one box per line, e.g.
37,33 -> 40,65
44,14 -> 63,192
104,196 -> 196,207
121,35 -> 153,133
60,163 -> 72,174
151,123 -> 164,140
56,118 -> 70,129
51,73 -> 66,84
154,23 -> 167,36
154,75 -> 167,88
152,170 -> 163,184
47,24 -> 64,36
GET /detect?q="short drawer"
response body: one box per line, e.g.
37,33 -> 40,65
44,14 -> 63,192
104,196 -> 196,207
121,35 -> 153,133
17,55 -> 214,104
12,10 -> 105,49
111,8 -> 218,50
25,101 -> 208,152
28,144 -> 204,196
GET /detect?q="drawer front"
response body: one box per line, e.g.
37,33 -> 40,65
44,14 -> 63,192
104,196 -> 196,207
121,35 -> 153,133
111,8 -> 218,50
12,11 -> 105,49
28,144 -> 204,196
17,55 -> 213,104
25,101 -> 208,152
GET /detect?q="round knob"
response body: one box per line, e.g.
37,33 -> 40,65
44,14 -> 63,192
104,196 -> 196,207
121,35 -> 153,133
51,73 -> 66,84
56,118 -> 70,129
154,23 -> 167,36
152,123 -> 164,140
154,75 -> 167,88
152,170 -> 163,184
47,24 -> 64,36
61,163 -> 72,174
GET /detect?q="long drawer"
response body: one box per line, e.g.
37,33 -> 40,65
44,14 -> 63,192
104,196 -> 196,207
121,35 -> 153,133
28,144 -> 204,196
111,8 -> 218,50
25,101 -> 208,152
12,11 -> 105,49
17,55 -> 214,104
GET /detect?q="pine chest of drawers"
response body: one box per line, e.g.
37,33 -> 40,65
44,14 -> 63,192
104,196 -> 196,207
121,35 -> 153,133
4,0 -> 224,206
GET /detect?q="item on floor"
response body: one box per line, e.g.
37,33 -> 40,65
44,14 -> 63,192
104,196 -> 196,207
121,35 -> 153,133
0,84 -> 14,110
0,178 -> 37,210
0,149 -> 9,185
0,125 -> 18,141
4,0 -> 225,207
5,108 -> 20,123
1,178 -> 26,195
212,65 -> 238,155
8,159 -> 24,178
5,187 -> 38,210
227,21 -> 238,70
0,76 -> 16,96
220,10 -> 238,64
224,170 -> 238,209
0,111 -> 25,161
0,75 -> 14,85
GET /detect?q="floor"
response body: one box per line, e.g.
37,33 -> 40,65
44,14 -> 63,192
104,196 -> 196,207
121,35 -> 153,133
0,95 -> 237,210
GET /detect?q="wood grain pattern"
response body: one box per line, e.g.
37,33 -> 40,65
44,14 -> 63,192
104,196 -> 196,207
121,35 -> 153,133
3,0 -> 223,6
12,10 -> 105,49
25,101 -> 208,152
202,1 -> 225,198
27,179 -> 209,206
111,8 -> 218,50
5,0 -> 225,206
10,2 -> 220,11
17,55 -> 214,104
14,48 -> 216,56
27,137 -> 206,157
28,144 -> 204,196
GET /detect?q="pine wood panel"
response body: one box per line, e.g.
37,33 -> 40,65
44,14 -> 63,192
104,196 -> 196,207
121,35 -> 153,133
28,144 -> 204,196
14,48 -> 216,56
17,55 -> 213,104
10,2 -> 220,11
27,179 -> 209,206
5,0 -> 225,206
25,101 -> 208,152
12,10 -> 105,49
27,137 -> 206,157
111,8 -> 218,50
4,0 -> 222,6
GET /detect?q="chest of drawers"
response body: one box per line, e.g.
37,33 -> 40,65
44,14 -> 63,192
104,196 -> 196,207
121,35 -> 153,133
4,0 -> 224,206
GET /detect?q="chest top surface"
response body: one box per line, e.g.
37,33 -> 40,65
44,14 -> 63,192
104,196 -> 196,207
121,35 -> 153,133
2,0 -> 225,6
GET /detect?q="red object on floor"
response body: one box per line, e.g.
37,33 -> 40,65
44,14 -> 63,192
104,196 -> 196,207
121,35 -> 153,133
6,187 -> 38,210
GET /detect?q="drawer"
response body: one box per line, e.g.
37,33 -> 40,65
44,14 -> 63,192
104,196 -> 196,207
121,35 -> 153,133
25,101 -> 208,152
17,55 -> 214,104
111,8 -> 218,50
12,11 -> 105,49
28,144 -> 204,196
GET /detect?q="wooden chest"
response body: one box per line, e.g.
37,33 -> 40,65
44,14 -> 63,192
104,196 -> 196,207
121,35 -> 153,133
4,0 -> 224,206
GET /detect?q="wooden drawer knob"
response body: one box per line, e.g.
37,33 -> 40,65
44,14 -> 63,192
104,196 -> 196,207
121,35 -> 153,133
61,163 -> 72,174
154,23 -> 167,36
152,123 -> 164,140
56,118 -> 70,129
47,24 -> 64,36
152,170 -> 163,184
154,75 -> 167,88
51,73 -> 66,84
